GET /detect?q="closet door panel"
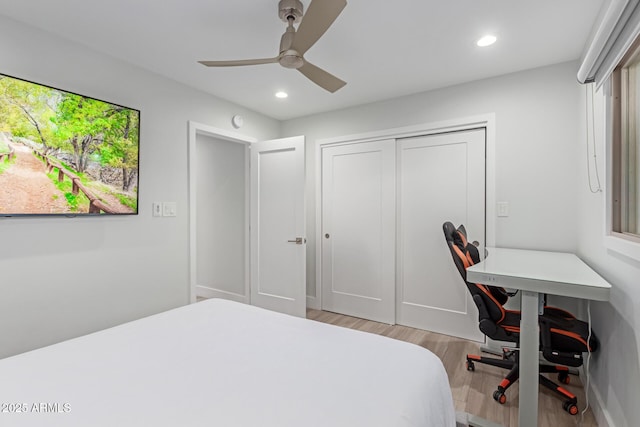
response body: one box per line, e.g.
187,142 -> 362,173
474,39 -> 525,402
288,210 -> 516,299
321,140 -> 395,324
400,142 -> 468,311
397,129 -> 485,341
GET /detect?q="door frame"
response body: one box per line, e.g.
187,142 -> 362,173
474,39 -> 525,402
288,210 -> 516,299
314,114 -> 496,311
187,121 -> 256,304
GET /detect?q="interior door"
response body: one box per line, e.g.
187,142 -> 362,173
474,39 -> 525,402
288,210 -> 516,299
250,136 -> 306,317
396,129 -> 485,341
321,140 -> 396,324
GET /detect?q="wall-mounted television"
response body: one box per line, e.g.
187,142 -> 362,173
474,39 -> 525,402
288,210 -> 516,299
0,72 -> 140,216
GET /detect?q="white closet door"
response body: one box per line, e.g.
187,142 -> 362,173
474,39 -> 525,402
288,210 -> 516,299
250,136 -> 306,318
396,129 -> 485,341
321,140 -> 396,324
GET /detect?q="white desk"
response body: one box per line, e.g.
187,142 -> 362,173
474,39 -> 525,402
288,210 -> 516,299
466,247 -> 611,427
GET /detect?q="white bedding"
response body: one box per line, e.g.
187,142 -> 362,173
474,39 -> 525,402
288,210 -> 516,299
0,299 -> 456,426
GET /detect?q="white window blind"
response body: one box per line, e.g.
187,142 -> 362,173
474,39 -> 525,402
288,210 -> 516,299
578,0 -> 640,87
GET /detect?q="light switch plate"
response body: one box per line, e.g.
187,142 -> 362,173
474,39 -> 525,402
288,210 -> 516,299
497,201 -> 509,217
163,202 -> 177,217
152,202 -> 162,217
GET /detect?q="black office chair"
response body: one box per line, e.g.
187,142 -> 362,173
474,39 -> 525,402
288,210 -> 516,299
442,221 -> 598,415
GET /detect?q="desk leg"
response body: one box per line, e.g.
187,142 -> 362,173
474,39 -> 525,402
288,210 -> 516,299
519,290 -> 539,427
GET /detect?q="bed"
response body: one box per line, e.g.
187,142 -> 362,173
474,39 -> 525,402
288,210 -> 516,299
0,298 -> 456,426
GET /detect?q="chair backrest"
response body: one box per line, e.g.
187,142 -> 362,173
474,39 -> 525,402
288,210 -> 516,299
442,221 -> 516,341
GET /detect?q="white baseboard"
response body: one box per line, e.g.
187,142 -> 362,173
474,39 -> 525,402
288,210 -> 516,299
196,286 -> 247,304
306,295 -> 320,310
588,381 -> 615,427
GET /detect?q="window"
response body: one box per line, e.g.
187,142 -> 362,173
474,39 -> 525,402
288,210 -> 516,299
612,36 -> 640,240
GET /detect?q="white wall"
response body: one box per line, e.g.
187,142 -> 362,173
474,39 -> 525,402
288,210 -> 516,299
575,84 -> 640,427
0,16 -> 280,359
283,61 -> 582,302
195,135 -> 246,298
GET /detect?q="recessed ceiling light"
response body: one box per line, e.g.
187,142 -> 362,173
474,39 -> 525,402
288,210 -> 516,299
477,35 -> 497,47
275,91 -> 288,98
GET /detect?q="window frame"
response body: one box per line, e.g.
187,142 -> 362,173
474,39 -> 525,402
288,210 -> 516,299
610,36 -> 640,245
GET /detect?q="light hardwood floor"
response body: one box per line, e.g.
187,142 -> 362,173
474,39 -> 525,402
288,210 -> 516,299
306,308 -> 598,427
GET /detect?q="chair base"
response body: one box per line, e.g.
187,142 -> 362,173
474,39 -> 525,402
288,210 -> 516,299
466,352 -> 579,415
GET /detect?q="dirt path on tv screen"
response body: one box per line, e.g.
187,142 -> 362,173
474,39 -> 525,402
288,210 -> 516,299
0,144 -> 70,215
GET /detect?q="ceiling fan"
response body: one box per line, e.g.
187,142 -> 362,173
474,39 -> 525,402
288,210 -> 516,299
199,0 -> 347,93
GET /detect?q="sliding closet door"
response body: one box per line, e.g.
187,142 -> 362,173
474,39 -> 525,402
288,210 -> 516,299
321,140 -> 395,324
396,129 -> 485,341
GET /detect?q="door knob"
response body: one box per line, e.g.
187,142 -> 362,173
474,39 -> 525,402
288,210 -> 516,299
287,237 -> 305,244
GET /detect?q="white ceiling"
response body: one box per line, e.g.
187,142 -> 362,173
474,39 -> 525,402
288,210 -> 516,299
0,0 -> 605,121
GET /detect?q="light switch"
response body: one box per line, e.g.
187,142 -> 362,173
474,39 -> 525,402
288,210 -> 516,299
497,201 -> 509,217
152,202 -> 162,217
163,202 -> 177,217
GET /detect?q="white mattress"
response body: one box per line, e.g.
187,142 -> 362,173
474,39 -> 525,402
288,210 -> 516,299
0,299 -> 456,426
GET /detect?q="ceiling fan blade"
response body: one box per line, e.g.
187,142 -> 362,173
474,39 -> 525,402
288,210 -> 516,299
198,57 -> 279,67
298,61 -> 346,93
291,0 -> 347,55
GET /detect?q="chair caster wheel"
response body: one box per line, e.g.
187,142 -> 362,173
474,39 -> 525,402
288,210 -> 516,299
558,372 -> 570,384
493,390 -> 507,404
563,401 -> 579,415
466,360 -> 475,371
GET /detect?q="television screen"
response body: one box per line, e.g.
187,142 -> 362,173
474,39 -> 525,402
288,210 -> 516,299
0,73 -> 140,216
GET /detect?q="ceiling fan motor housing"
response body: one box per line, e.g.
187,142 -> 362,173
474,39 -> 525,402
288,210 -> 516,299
280,50 -> 304,69
278,0 -> 304,23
